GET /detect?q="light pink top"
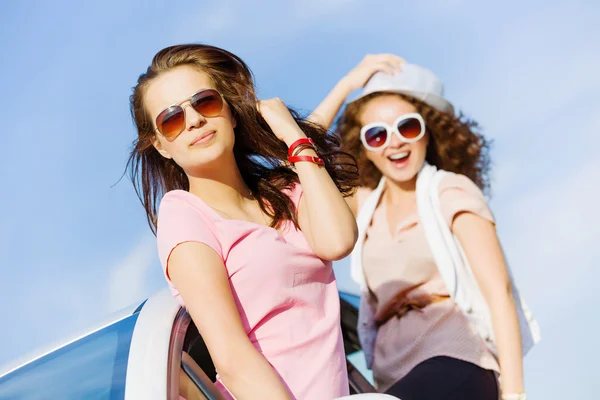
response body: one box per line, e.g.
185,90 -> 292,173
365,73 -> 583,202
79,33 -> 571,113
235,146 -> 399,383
358,173 -> 500,391
157,184 -> 348,400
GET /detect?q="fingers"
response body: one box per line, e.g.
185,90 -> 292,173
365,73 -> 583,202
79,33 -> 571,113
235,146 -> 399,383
257,97 -> 285,108
382,53 -> 406,68
256,97 -> 286,114
373,61 -> 397,76
363,53 -> 407,73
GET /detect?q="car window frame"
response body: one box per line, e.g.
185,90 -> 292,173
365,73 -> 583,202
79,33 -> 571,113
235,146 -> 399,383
168,292 -> 376,398
168,308 -> 223,400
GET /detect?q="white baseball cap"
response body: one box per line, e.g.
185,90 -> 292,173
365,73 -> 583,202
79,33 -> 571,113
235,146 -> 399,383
349,63 -> 454,115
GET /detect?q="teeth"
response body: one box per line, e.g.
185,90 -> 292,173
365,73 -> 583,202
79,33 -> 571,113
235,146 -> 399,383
389,152 -> 409,160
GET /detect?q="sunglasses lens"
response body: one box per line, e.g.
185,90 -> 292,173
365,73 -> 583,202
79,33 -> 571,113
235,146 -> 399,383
156,107 -> 185,139
191,89 -> 224,117
364,126 -> 388,149
398,117 -> 423,139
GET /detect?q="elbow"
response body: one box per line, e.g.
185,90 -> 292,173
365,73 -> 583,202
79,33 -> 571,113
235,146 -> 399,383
485,280 -> 515,306
496,280 -> 514,298
212,352 -> 236,380
213,351 -> 248,386
315,231 -> 358,261
315,246 -> 352,261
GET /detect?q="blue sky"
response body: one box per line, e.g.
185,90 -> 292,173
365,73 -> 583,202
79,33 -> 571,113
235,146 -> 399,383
1,0 -> 598,397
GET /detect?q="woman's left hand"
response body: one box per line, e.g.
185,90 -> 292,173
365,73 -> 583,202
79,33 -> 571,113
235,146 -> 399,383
257,98 -> 306,145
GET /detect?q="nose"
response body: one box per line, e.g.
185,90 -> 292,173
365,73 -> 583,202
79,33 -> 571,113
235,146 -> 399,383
183,103 -> 206,131
388,130 -> 403,148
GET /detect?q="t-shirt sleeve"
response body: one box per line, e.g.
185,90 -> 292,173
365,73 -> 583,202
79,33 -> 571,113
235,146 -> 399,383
282,182 -> 304,210
439,173 -> 495,227
286,183 -> 304,209
156,192 -> 222,283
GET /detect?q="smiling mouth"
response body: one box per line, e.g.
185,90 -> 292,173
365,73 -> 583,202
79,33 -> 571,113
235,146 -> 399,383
388,151 -> 410,162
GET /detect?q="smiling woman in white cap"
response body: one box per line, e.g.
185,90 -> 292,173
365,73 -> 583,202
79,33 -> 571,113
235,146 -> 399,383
310,55 -> 540,400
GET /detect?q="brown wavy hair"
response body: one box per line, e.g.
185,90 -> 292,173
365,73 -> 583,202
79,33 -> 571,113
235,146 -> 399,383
336,92 -> 491,193
128,44 -> 358,234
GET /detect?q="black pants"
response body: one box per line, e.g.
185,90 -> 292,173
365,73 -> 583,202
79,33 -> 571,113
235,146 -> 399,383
384,356 -> 498,400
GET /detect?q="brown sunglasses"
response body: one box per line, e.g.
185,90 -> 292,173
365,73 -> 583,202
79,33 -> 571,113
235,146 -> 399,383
154,88 -> 224,141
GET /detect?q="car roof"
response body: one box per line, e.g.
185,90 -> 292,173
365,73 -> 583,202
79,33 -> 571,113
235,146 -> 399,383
1,288 -> 360,379
0,299 -> 144,379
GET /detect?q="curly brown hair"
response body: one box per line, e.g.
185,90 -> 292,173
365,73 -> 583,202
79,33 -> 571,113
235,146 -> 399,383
336,92 -> 492,194
127,44 -> 359,234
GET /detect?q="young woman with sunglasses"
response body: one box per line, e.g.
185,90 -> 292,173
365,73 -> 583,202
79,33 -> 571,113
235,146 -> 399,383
126,44 -> 384,400
309,55 -> 538,400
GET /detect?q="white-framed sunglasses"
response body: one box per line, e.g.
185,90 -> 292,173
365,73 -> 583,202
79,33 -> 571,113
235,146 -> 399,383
360,113 -> 426,152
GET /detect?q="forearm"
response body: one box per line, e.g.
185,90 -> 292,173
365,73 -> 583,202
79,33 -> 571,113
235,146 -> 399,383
308,53 -> 404,129
286,130 -> 358,260
218,343 -> 292,400
307,78 -> 353,129
488,290 -> 524,394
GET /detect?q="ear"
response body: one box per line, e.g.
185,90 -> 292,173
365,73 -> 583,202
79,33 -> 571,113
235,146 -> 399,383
153,136 -> 172,159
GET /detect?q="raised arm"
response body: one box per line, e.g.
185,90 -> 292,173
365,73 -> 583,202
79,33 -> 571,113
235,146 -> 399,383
258,98 -> 358,261
308,54 -> 406,129
169,242 -> 293,400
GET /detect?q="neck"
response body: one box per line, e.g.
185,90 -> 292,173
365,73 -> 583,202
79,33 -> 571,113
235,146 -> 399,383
187,154 -> 252,208
383,175 -> 417,205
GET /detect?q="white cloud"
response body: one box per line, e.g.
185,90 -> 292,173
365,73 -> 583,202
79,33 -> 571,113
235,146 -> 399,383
108,234 -> 159,312
498,158 -> 600,318
453,5 -> 600,137
169,0 -> 239,43
288,0 -> 361,23
0,233 -> 162,370
168,0 -> 363,49
495,159 -> 600,398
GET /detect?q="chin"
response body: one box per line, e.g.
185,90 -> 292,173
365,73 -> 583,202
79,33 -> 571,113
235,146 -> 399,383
385,169 -> 418,184
181,145 -> 232,171
372,159 -> 419,185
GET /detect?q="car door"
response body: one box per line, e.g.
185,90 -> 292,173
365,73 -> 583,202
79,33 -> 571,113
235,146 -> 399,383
169,291 -> 376,399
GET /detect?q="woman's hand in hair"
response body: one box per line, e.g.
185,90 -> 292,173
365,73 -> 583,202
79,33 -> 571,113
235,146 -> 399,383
341,53 -> 406,91
308,53 -> 405,129
257,100 -> 358,260
257,98 -> 306,145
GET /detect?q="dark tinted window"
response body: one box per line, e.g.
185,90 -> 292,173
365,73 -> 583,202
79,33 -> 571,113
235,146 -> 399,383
339,291 -> 360,309
0,314 -> 138,399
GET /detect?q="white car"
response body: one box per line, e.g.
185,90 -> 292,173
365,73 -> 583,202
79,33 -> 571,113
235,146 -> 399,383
0,289 -> 375,399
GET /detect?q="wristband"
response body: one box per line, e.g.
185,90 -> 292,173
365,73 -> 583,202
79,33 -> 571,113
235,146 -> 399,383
288,138 -> 315,158
288,155 -> 324,166
502,393 -> 527,400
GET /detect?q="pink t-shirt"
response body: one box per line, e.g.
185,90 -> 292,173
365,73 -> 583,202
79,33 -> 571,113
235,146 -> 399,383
156,183 -> 348,400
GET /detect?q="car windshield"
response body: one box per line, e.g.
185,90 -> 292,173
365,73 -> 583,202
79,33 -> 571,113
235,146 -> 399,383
0,313 -> 138,399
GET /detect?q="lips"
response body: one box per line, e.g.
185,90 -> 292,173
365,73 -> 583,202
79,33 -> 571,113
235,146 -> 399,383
388,151 -> 409,161
190,130 -> 216,146
387,150 -> 411,168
